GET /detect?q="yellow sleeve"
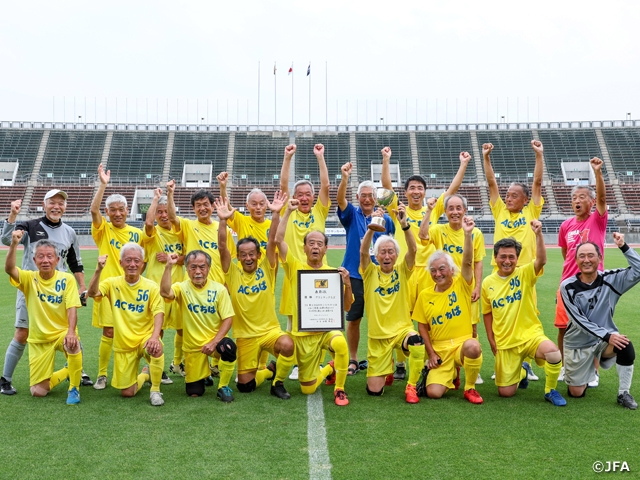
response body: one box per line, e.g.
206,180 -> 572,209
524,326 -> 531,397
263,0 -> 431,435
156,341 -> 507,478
63,274 -> 82,309
473,228 -> 486,261
96,277 -> 113,302
9,268 -> 31,291
216,287 -> 235,321
429,193 -> 446,222
481,279 -> 491,313
148,285 -> 164,317
412,290 -> 429,325
91,216 -> 107,243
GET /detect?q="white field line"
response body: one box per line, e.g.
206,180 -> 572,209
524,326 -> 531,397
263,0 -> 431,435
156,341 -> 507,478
307,391 -> 332,480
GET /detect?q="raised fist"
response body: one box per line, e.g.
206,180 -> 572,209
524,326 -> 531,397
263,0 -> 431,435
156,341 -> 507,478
166,179 -> 176,194
462,215 -> 475,233
314,144 -> 325,156
613,231 -> 625,247
341,162 -> 353,177
10,199 -> 21,216
459,151 -> 472,164
216,171 -> 229,186
11,229 -> 24,245
284,144 -> 296,157
482,143 -> 494,157
381,146 -> 392,161
531,140 -> 543,154
590,157 -> 603,172
530,219 -> 542,235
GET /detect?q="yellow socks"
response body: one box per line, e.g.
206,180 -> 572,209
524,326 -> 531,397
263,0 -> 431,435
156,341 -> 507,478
255,368 -> 273,387
407,345 -> 424,386
258,350 -> 269,370
274,353 -> 294,384
463,354 -> 483,391
544,361 -> 562,394
173,333 -> 183,366
218,359 -> 236,389
330,335 -> 349,391
67,351 -> 83,390
49,367 -> 68,389
149,355 -> 164,392
98,335 -> 113,377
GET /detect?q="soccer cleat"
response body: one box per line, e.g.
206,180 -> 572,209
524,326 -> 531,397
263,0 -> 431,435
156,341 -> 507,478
66,387 -> 81,405
81,371 -> 94,386
394,364 -> 406,380
204,376 -> 214,387
289,365 -> 299,380
519,364 -> 530,389
588,372 -> 600,388
217,386 -> 234,403
464,388 -> 484,404
325,360 -> 336,386
266,360 -> 277,382
453,367 -> 461,390
476,373 -> 484,385
617,392 -> 638,410
405,384 -> 419,404
161,371 -> 173,385
270,381 -> 291,400
491,372 -> 496,380
385,373 -> 394,386
544,389 -> 567,406
150,391 -> 165,406
170,362 -> 185,377
93,375 -> 108,390
0,377 -> 16,395
210,365 -> 220,377
558,366 -> 565,382
523,362 -> 539,381
416,368 -> 429,397
334,388 -> 349,406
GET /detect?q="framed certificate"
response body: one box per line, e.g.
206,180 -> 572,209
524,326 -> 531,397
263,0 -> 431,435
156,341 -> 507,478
297,270 -> 344,332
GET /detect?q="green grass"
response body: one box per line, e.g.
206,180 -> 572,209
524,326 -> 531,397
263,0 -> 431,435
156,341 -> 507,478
0,248 -> 639,479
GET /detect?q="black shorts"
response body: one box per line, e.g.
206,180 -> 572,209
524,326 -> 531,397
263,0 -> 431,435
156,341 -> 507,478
346,277 -> 364,321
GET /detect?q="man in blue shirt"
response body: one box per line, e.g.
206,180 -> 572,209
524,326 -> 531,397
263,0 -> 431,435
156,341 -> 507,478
337,162 -> 394,375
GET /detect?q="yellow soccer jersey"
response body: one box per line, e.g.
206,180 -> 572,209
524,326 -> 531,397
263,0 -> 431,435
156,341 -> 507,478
92,216 -> 143,279
228,214 -> 271,256
490,197 -> 543,267
428,224 -> 486,268
10,269 -> 80,344
225,256 -> 280,339
169,279 -> 235,353
413,275 -> 474,342
387,193 -> 445,266
283,198 -> 330,264
178,216 -> 236,285
283,249 -> 335,337
481,262 -> 545,349
142,224 -> 185,285
97,276 -> 164,352
360,260 -> 414,339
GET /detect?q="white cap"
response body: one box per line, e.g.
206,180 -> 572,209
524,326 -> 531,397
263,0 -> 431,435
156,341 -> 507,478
44,189 -> 68,201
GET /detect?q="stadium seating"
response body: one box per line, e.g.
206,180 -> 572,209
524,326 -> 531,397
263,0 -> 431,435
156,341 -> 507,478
355,133 -> 413,183
294,133 -> 350,184
538,129 -> 603,180
106,132 -> 167,183
233,133 -> 289,184
475,131 -> 537,183
0,185 -> 27,218
414,131 -> 476,183
601,128 -> 640,179
40,132 -> 106,181
0,130 -> 43,180
170,132 -> 229,182
30,185 -> 95,216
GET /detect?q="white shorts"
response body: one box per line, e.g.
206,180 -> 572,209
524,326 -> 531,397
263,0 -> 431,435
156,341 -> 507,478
564,341 -> 616,386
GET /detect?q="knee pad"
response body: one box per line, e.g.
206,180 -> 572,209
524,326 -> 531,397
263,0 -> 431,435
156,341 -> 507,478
185,379 -> 205,397
236,379 -> 256,393
216,338 -> 237,362
544,350 -> 562,364
615,341 -> 635,366
366,386 -> 384,396
406,334 -> 423,347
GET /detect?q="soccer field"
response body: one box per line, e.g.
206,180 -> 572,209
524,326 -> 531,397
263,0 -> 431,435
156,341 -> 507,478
0,247 -> 638,479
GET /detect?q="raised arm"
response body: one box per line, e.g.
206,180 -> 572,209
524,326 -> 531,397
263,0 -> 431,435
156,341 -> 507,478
380,147 -> 393,191
1,200 -> 22,246
482,143 -> 499,205
145,187 -> 163,236
532,220 -> 546,275
165,179 -> 180,231
91,163 -> 110,228
359,218 -> 378,272
531,140 -> 544,206
418,203 -> 435,241
217,171 -> 229,200
160,254 -> 178,301
396,203 -> 416,270
461,216 -> 475,285
4,230 -> 23,282
314,144 -> 330,206
266,190 -> 287,267
279,144 -> 297,197
88,255 -> 108,299
337,162 -> 352,211
214,197 -> 235,274
275,199 -> 298,262
444,151 -> 471,197
590,157 -> 607,215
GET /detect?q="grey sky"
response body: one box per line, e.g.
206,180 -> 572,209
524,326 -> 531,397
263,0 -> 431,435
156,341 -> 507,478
1,0 -> 639,126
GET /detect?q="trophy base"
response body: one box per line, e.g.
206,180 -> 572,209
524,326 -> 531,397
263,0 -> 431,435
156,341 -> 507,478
367,223 -> 386,232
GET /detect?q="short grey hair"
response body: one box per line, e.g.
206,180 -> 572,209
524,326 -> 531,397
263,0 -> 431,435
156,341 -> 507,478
293,179 -> 315,197
357,180 -> 377,198
373,235 -> 400,256
32,239 -> 59,256
570,185 -> 596,200
106,194 -> 128,209
427,250 -> 459,276
120,242 -> 144,261
157,195 -> 168,206
246,188 -> 268,204
444,194 -> 468,210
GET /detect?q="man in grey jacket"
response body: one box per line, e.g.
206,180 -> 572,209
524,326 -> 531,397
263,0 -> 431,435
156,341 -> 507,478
561,232 -> 640,409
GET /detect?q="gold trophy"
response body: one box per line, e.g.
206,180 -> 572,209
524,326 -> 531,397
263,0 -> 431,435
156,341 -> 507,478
368,188 -> 395,232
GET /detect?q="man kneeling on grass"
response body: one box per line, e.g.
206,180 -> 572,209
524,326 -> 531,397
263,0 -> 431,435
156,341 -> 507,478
561,232 -> 640,409
161,250 -> 237,402
5,232 -> 83,405
88,244 -> 165,406
482,221 -> 566,406
413,216 -> 484,404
